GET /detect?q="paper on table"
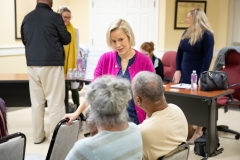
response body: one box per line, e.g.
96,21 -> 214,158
170,83 -> 191,89
85,50 -> 107,80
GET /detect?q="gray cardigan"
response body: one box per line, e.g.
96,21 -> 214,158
213,46 -> 240,71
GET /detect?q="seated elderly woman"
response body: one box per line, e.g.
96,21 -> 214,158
65,76 -> 143,160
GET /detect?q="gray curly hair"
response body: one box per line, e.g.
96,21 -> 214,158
86,75 -> 131,126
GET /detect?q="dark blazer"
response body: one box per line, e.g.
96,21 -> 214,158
21,3 -> 71,66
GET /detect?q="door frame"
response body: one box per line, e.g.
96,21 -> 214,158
89,0 -> 159,51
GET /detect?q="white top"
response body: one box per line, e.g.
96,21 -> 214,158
138,103 -> 188,160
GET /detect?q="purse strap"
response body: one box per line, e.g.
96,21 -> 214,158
208,72 -> 226,89
208,72 -> 220,89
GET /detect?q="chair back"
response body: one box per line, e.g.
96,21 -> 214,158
47,119 -> 80,160
159,142 -> 189,160
0,132 -> 26,160
219,50 -> 240,100
162,51 -> 177,80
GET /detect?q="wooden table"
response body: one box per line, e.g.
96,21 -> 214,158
164,83 -> 234,158
0,74 -> 91,112
0,74 -> 30,107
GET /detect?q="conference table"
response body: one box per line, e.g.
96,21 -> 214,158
164,83 -> 233,158
0,74 -> 91,112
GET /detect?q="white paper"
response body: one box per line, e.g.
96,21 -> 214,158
170,83 -> 191,89
85,49 -> 107,80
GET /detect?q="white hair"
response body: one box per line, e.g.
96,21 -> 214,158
86,75 -> 131,126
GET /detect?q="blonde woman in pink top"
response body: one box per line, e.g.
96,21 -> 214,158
64,19 -> 154,126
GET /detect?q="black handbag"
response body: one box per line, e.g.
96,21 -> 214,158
194,128 -> 223,159
200,71 -> 228,91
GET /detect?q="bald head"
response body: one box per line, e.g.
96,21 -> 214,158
37,0 -> 53,7
132,71 -> 164,102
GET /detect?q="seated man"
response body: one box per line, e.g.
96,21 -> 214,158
131,71 -> 188,160
65,76 -> 143,160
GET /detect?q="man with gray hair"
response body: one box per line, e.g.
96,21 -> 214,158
66,75 -> 143,160
131,71 -> 188,160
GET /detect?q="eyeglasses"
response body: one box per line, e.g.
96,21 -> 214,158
63,16 -> 72,20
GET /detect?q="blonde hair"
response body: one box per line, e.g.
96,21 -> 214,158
106,19 -> 135,48
57,6 -> 71,14
182,8 -> 213,45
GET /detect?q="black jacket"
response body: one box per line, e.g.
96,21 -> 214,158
21,3 -> 71,66
152,56 -> 164,80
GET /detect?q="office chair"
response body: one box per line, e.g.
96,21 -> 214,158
25,118 -> 80,160
162,51 -> 177,82
0,132 -> 26,160
158,142 -> 189,160
215,49 -> 240,140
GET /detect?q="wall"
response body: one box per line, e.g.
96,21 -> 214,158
158,0 -> 166,50
0,0 -> 86,73
0,0 -> 231,73
164,0 -> 229,51
69,0 -> 89,45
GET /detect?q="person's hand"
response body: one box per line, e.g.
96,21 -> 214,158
198,79 -> 201,88
63,112 -> 79,125
172,70 -> 181,84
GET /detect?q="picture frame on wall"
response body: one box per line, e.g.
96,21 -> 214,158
174,1 -> 207,29
14,0 -> 35,39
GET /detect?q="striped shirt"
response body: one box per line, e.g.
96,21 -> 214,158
65,122 -> 143,160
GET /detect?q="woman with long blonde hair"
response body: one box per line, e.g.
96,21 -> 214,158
172,8 -> 214,144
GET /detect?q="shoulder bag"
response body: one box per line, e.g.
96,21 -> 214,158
200,71 -> 228,91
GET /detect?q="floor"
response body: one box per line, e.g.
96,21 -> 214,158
6,85 -> 240,160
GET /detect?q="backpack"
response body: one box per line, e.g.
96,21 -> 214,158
194,128 -> 223,160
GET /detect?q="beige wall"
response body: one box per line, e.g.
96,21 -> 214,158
0,0 -> 88,45
0,0 -> 230,73
69,0 -> 89,45
163,0 -> 229,50
0,55 -> 27,73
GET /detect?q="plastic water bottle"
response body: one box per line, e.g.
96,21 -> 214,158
191,70 -> 197,90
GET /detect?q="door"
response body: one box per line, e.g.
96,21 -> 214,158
90,0 -> 158,50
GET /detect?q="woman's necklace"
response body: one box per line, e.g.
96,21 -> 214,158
121,60 -> 129,75
120,49 -> 134,75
